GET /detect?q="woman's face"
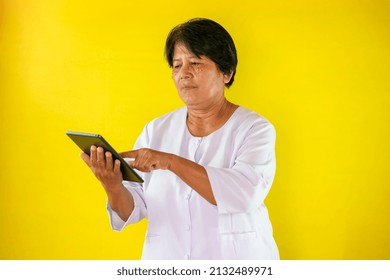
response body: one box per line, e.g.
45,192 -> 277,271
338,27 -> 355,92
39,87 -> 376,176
172,43 -> 232,110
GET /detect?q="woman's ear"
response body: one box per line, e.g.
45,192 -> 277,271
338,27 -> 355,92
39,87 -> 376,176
223,71 -> 234,85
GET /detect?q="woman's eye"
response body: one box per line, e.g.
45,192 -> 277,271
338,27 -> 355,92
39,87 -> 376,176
173,64 -> 181,69
191,62 -> 200,66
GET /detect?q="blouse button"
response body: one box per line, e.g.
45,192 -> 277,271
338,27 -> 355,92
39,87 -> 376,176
184,225 -> 191,231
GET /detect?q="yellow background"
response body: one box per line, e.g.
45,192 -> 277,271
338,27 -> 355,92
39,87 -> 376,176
0,0 -> 389,259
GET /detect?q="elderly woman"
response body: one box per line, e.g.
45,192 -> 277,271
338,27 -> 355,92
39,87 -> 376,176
81,18 -> 279,260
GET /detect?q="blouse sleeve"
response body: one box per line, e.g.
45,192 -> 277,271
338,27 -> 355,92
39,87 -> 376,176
107,181 -> 147,231
106,125 -> 150,231
204,119 -> 276,214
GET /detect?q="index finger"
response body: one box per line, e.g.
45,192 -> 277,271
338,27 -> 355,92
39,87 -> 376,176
119,150 -> 138,158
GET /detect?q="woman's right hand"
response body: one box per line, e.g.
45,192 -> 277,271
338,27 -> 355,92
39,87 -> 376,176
80,145 -> 123,194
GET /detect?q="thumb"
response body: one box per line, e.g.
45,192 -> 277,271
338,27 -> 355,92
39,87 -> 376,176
80,152 -> 91,167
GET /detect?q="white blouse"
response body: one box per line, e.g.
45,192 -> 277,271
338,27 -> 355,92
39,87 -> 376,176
107,106 -> 279,260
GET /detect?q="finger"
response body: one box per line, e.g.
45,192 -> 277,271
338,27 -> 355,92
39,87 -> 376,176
142,157 -> 155,171
131,150 -> 146,170
129,156 -> 142,171
96,147 -> 105,168
119,150 -> 138,158
146,160 -> 157,171
136,155 -> 156,172
113,159 -> 121,174
90,145 -> 97,166
105,151 -> 113,170
126,158 -> 136,167
143,151 -> 157,171
80,153 -> 91,167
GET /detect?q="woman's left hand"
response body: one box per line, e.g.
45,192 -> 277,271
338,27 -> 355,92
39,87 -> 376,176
119,148 -> 173,172
122,148 -> 216,205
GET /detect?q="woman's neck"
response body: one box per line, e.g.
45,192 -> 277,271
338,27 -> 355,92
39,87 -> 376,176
186,99 -> 238,137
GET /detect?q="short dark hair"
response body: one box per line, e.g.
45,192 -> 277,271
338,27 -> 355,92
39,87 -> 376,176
164,18 -> 238,88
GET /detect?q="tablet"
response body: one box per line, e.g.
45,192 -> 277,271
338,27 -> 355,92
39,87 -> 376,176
66,131 -> 143,183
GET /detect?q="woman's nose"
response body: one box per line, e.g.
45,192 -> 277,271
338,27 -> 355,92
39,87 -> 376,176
180,64 -> 192,79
